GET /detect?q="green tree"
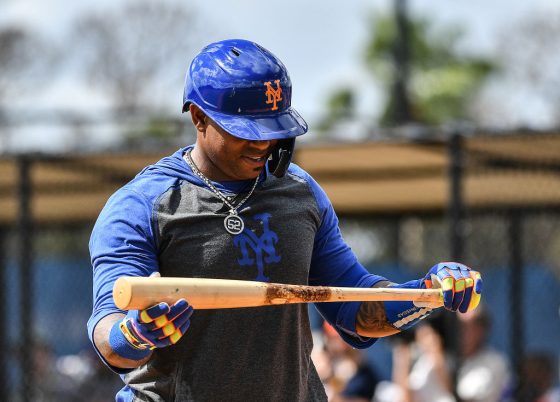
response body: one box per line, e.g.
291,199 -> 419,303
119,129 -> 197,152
366,12 -> 494,126
319,11 -> 495,132
123,116 -> 195,150
317,88 -> 355,132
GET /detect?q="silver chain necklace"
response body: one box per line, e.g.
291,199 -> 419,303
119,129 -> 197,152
183,150 -> 259,235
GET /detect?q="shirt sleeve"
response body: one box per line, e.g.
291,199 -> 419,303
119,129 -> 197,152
306,173 -> 387,349
87,187 -> 160,350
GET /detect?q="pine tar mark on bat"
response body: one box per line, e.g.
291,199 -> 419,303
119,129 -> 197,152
265,284 -> 332,304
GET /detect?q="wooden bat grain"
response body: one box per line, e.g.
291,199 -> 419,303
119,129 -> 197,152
113,277 -> 443,310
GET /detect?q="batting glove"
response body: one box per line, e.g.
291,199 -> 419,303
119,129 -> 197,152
383,262 -> 482,331
109,299 -> 193,361
425,262 -> 482,313
383,278 -> 432,331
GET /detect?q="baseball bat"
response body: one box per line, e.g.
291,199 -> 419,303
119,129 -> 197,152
113,277 -> 443,310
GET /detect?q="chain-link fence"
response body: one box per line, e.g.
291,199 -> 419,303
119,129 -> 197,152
1,130 -> 559,401
336,132 -> 560,401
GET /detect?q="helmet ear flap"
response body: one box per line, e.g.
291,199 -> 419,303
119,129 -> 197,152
268,139 -> 294,178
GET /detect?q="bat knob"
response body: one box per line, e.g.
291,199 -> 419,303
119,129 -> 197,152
113,277 -> 133,310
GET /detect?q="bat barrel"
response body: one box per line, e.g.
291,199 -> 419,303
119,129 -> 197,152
113,277 -> 272,310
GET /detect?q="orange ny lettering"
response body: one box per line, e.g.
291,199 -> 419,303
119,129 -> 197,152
264,80 -> 282,111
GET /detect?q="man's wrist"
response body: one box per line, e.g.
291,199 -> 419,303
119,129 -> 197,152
384,279 -> 434,330
109,320 -> 152,361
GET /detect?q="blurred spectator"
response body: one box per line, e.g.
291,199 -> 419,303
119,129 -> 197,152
456,305 -> 511,402
312,322 -> 380,401
311,328 -> 333,390
27,340 -> 81,402
375,315 -> 455,402
15,343 -> 123,402
518,352 -> 560,402
59,349 -> 123,402
337,362 -> 380,402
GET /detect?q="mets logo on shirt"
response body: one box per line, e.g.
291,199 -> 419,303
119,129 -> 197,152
233,213 -> 281,282
264,80 -> 282,111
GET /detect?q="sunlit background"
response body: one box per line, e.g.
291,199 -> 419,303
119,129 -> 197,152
3,0 -> 560,150
1,0 -> 559,401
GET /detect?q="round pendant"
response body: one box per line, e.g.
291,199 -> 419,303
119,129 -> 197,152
224,214 -> 244,235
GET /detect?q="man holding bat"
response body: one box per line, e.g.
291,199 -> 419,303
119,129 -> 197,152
88,39 -> 482,402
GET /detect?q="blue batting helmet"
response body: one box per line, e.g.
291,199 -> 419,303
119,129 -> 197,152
182,39 -> 308,142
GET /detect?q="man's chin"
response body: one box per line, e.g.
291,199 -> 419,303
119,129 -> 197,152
243,173 -> 260,181
245,166 -> 264,179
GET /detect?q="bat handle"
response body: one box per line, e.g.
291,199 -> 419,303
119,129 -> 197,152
412,288 -> 443,308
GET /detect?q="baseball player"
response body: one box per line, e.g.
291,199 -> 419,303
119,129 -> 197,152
88,39 -> 482,402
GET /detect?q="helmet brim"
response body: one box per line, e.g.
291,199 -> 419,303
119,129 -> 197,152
203,107 -> 308,141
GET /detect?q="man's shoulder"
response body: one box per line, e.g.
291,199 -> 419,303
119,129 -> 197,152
121,149 -> 191,203
284,163 -> 332,209
286,162 -> 312,183
120,171 -> 179,204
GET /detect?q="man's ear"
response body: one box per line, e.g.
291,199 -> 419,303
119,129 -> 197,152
189,104 -> 207,132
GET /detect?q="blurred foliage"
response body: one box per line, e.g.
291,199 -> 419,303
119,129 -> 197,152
123,116 -> 196,150
0,27 -> 29,100
366,12 -> 494,126
319,11 -> 495,132
0,25 -> 54,152
316,88 -> 355,132
497,11 -> 560,126
139,118 -> 185,141
0,26 -> 51,107
67,0 -> 199,148
72,0 -> 196,113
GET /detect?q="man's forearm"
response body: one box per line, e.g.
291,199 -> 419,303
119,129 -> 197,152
355,281 -> 400,338
93,313 -> 152,369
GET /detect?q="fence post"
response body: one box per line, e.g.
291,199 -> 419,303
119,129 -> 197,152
447,132 -> 464,399
0,227 -> 6,397
17,155 -> 34,402
509,211 -> 523,400
449,132 -> 464,262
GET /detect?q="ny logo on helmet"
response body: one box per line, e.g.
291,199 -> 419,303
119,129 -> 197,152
264,80 -> 283,111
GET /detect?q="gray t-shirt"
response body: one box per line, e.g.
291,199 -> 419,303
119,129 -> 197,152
88,147 -> 382,402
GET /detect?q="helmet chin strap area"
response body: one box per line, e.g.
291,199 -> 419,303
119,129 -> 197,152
267,139 -> 295,178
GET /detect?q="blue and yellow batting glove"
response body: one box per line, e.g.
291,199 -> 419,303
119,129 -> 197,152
383,262 -> 482,331
109,299 -> 193,360
425,262 -> 482,313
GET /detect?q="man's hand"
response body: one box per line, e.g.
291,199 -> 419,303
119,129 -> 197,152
120,299 -> 193,349
109,299 -> 193,360
367,262 -> 482,334
424,262 -> 482,313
